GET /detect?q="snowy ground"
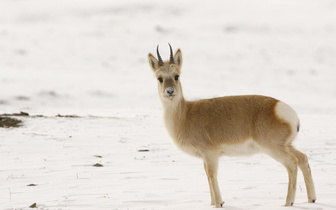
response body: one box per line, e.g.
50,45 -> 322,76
1,0 -> 336,209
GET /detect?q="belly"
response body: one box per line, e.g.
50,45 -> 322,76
177,143 -> 202,157
220,139 -> 260,156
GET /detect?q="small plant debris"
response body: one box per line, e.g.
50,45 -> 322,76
29,203 -> 37,208
0,117 -> 22,128
27,184 -> 37,186
93,163 -> 104,167
56,114 -> 79,118
16,96 -> 30,101
0,111 -> 29,117
138,149 -> 150,152
94,155 -> 103,158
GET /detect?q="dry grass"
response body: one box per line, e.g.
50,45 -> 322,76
0,117 -> 22,128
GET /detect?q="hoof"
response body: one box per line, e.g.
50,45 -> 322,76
215,201 -> 224,208
309,199 -> 316,203
284,202 -> 294,207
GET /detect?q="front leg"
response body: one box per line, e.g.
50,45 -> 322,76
203,152 -> 224,208
204,162 -> 216,205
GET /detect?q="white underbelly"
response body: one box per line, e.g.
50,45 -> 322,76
221,139 -> 261,156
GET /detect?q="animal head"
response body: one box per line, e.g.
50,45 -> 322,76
148,44 -> 183,102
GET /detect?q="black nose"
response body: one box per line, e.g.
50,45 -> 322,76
166,87 -> 174,95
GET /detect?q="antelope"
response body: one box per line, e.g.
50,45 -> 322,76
147,44 -> 316,207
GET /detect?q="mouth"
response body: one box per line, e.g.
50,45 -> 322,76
164,94 -> 175,100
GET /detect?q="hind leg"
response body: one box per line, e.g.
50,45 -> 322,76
289,146 -> 316,203
265,146 -> 299,206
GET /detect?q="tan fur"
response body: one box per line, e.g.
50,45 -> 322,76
148,46 -> 316,207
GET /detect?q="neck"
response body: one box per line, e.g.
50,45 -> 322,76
161,95 -> 186,115
161,95 -> 186,139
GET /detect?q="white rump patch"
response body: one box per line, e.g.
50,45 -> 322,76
221,140 -> 261,156
275,101 -> 299,131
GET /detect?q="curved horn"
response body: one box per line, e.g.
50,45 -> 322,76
156,45 -> 164,66
168,43 -> 174,64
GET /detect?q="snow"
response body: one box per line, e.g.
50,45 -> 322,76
1,0 -> 336,209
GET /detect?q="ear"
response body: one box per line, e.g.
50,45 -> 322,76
148,53 -> 160,72
174,49 -> 183,68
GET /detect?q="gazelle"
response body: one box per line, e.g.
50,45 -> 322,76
148,44 -> 316,207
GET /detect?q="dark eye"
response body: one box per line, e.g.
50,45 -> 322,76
158,77 -> 163,83
174,75 -> 179,81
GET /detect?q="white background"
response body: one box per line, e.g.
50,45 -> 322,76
1,0 -> 336,209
